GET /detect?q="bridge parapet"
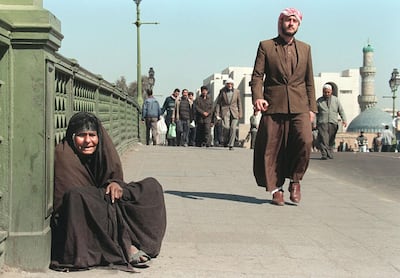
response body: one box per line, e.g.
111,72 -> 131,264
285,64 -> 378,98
0,0 -> 143,271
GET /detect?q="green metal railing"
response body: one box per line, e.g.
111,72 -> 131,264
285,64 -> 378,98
53,56 -> 142,152
0,2 -> 144,270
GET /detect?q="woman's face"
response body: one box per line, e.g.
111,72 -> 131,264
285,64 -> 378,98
73,130 -> 99,155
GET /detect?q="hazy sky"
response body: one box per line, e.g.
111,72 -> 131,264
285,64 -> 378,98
43,0 -> 400,109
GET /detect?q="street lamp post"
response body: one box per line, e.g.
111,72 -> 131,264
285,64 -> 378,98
388,68 -> 400,118
133,0 -> 158,105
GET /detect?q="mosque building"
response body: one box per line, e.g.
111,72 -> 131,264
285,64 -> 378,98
346,43 -> 393,132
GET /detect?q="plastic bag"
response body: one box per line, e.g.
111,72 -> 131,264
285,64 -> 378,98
167,123 -> 176,139
157,116 -> 168,134
157,116 -> 168,145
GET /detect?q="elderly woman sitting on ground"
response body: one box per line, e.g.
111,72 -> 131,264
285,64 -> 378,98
50,111 -> 166,272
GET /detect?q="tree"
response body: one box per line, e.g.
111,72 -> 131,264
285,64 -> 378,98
115,76 -> 128,93
128,81 -> 137,98
115,76 -> 152,99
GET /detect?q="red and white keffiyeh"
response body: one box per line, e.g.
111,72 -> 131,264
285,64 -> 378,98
279,8 -> 303,24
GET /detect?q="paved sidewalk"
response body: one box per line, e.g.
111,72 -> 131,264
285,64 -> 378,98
2,145 -> 400,277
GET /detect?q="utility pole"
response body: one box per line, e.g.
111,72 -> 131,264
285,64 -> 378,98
133,0 -> 158,106
385,68 -> 400,118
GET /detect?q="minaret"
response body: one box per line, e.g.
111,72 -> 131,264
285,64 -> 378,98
358,43 -> 378,111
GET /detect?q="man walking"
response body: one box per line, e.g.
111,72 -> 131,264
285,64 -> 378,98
316,83 -> 347,160
356,131 -> 368,152
215,78 -> 242,150
381,125 -> 394,152
194,86 -> 213,147
142,89 -> 161,145
174,89 -> 193,147
250,8 -> 317,206
161,88 -> 179,146
188,91 -> 197,146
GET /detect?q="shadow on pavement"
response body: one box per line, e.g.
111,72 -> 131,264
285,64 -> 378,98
164,190 -> 269,204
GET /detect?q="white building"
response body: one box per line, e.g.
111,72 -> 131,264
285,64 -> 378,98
203,66 -> 254,125
314,69 -> 360,132
203,67 -> 360,129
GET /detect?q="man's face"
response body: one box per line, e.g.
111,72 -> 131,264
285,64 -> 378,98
281,15 -> 299,37
323,88 -> 332,98
225,82 -> 233,90
182,90 -> 188,98
201,89 -> 208,96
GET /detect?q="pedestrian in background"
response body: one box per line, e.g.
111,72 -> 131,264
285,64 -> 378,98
174,89 -> 193,147
142,89 -> 162,145
250,8 -> 317,206
381,125 -> 394,152
356,131 -> 368,152
316,83 -> 347,160
212,106 -> 223,147
392,111 -> 400,152
372,132 -> 383,152
188,91 -> 197,146
194,86 -> 213,147
311,122 -> 319,152
249,109 -> 261,149
337,139 -> 350,152
161,88 -> 179,146
215,78 -> 242,150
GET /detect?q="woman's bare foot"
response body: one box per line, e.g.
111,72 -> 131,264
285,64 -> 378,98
129,245 -> 151,266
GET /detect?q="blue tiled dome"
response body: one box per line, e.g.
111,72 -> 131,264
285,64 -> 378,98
363,44 -> 374,53
347,107 -> 392,133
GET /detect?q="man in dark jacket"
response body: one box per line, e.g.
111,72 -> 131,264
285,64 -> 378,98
161,88 -> 179,146
194,86 -> 213,147
174,89 -> 193,146
188,91 -> 197,146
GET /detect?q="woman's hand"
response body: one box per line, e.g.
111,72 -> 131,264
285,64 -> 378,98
106,182 -> 123,203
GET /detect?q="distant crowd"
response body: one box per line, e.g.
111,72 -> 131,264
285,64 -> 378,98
141,78 -> 246,150
142,83 -> 400,157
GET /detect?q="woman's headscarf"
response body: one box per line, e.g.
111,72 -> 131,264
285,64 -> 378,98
65,111 -> 105,180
